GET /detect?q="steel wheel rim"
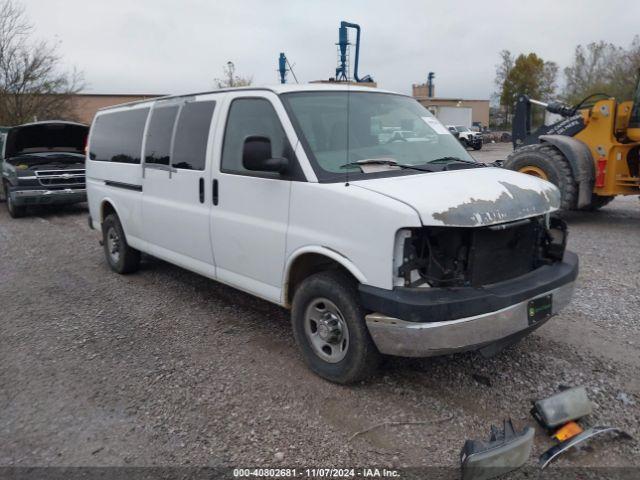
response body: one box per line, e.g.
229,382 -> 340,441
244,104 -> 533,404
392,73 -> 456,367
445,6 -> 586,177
106,227 -> 121,263
304,298 -> 349,364
518,165 -> 549,180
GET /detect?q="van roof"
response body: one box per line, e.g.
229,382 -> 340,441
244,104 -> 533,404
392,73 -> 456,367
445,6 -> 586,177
10,120 -> 88,129
96,83 -> 403,112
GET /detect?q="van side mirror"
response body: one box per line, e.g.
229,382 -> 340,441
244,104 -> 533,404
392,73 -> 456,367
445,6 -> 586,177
242,136 -> 289,174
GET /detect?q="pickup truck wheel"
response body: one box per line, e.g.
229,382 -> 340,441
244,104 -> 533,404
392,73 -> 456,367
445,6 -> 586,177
472,143 -> 482,151
102,213 -> 140,274
4,183 -> 26,218
291,271 -> 381,384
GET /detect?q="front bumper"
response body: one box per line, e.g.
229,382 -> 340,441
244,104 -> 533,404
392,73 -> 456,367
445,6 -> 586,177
9,188 -> 86,206
362,251 -> 578,357
466,135 -> 483,147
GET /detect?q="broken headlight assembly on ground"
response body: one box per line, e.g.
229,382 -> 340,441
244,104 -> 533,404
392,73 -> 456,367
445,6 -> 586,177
460,419 -> 534,480
531,386 -> 593,430
531,386 -> 633,469
394,214 -> 568,288
460,386 -> 633,477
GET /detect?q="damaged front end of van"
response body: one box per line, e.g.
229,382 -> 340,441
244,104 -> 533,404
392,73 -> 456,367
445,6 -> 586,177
357,167 -> 578,358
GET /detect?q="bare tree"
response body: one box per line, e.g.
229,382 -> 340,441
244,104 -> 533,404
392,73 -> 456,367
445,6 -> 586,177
541,60 -> 559,101
493,50 -> 514,127
213,61 -> 252,88
563,37 -> 640,104
0,0 -> 83,125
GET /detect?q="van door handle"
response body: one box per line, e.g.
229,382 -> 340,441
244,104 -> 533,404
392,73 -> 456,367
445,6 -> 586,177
199,178 -> 204,203
212,179 -> 219,205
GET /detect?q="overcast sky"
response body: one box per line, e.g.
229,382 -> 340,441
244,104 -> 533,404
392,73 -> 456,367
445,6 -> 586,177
24,0 -> 640,99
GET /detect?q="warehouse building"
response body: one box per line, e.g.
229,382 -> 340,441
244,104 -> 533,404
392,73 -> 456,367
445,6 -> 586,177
69,93 -> 165,124
412,83 -> 490,129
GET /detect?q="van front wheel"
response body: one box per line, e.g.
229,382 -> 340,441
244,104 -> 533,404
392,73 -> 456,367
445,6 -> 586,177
102,213 -> 140,274
291,271 -> 381,384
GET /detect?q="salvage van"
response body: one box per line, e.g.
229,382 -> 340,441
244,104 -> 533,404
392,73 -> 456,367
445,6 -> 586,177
86,85 -> 578,383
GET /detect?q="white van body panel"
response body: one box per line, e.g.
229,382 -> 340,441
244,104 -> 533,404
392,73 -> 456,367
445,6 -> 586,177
86,160 -> 146,238
285,181 -> 421,293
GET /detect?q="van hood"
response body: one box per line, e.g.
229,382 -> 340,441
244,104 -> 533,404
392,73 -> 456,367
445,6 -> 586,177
352,167 -> 560,227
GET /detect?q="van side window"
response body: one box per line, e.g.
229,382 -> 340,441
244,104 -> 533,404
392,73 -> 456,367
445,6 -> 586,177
89,108 -> 149,163
145,105 -> 179,166
221,98 -> 290,176
172,101 -> 215,170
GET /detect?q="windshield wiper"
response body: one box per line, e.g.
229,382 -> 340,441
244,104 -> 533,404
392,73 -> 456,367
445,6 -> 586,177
340,158 -> 435,172
427,156 -> 481,165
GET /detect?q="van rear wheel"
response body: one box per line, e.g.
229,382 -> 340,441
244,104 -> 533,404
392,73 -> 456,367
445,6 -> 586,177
291,271 -> 381,384
102,213 -> 140,274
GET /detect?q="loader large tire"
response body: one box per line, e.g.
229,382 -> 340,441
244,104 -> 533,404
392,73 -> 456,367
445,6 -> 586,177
504,144 -> 578,210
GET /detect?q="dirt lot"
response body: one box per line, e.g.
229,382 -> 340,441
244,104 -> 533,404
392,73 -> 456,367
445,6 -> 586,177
1,145 -> 639,474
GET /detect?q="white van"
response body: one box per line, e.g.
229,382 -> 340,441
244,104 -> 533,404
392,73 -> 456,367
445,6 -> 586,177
86,85 -> 577,383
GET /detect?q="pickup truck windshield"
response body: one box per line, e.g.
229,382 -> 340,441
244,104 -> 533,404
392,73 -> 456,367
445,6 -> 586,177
281,91 -> 475,181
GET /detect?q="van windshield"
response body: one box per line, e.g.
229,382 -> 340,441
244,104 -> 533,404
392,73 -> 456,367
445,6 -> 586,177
281,91 -> 475,181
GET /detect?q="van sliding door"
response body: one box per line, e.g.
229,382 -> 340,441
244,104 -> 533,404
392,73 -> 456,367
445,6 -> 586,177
141,99 -> 217,276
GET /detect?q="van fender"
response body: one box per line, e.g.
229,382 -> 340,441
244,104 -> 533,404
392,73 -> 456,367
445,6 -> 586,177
98,197 -> 145,250
539,135 -> 595,208
99,196 -> 122,223
98,196 -> 129,236
282,246 -> 367,304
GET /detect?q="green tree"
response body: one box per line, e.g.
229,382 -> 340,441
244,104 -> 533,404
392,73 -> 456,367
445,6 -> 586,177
495,52 -> 557,127
563,37 -> 640,104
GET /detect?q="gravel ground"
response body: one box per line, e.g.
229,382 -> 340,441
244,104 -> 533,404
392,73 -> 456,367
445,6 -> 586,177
1,145 -> 639,474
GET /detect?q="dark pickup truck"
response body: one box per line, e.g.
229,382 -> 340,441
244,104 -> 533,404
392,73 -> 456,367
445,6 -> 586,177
2,121 -> 89,218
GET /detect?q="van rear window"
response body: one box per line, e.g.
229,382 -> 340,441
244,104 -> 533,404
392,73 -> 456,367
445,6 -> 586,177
89,108 -> 149,163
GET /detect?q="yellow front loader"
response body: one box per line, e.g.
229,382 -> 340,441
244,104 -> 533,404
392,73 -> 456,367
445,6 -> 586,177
504,73 -> 640,210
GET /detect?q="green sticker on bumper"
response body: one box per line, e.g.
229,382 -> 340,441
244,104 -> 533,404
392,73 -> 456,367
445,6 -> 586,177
527,295 -> 552,325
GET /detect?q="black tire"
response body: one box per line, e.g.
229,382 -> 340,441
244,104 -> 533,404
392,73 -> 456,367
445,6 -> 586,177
473,143 -> 482,151
102,213 -> 141,274
4,182 -> 27,218
582,194 -> 615,211
291,270 -> 381,384
504,144 -> 578,210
